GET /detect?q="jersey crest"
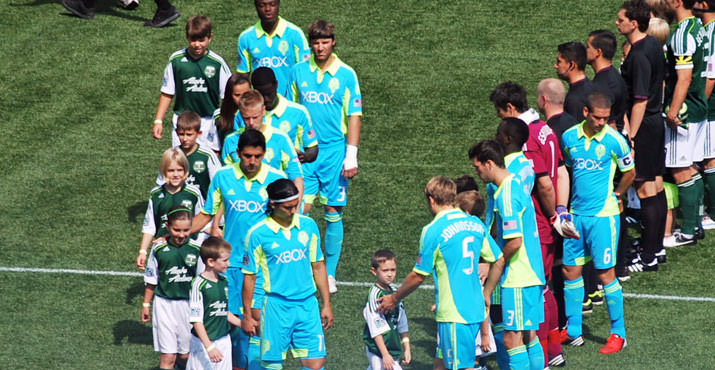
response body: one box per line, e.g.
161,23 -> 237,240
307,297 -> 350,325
595,144 -> 606,159
279,40 -> 289,55
204,65 -> 216,78
329,77 -> 340,93
193,160 -> 206,173
298,231 -> 309,245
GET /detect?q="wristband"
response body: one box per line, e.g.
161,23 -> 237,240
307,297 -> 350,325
344,144 -> 358,170
206,344 -> 216,352
555,205 -> 568,215
139,249 -> 148,255
401,337 -> 410,344
153,119 -> 163,125
142,302 -> 150,308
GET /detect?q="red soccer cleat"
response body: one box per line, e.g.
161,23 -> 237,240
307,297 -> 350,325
599,334 -> 627,354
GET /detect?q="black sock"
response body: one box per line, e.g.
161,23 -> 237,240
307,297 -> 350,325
83,0 -> 95,8
639,195 -> 660,263
616,212 -> 628,273
656,190 -> 667,248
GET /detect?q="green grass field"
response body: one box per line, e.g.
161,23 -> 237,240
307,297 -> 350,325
3,0 -> 715,369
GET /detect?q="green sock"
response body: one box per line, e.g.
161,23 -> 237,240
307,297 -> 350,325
704,169 -> 715,218
678,174 -> 701,235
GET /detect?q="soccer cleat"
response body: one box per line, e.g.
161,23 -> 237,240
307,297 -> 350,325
663,232 -> 697,248
654,248 -> 667,264
117,0 -> 139,10
616,269 -> 631,282
589,290 -> 604,305
559,329 -> 584,346
702,215 -> 715,230
61,0 -> 94,19
695,226 -> 705,240
599,333 -> 627,354
144,5 -> 180,28
582,298 -> 593,314
327,275 -> 338,293
626,255 -> 658,272
548,353 -> 566,367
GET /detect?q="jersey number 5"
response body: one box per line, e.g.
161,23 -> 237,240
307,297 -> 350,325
462,236 -> 475,275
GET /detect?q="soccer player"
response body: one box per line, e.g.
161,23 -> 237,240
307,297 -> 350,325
662,0 -> 708,248
616,1 -> 670,271
289,20 -> 363,292
241,179 -> 333,370
237,0 -> 310,97
377,176 -> 504,370
555,41 -> 597,122
61,0 -> 180,27
470,140 -> 546,369
214,73 -> 251,147
537,78 -> 578,144
142,206 -> 202,370
189,129 -> 286,370
560,92 -> 634,354
187,237 -> 242,370
696,0 -> 715,231
152,15 -> 231,152
362,249 -> 411,370
251,67 -> 319,163
587,29 -> 629,132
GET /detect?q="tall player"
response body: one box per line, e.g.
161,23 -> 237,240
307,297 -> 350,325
662,0 -> 707,248
289,20 -> 363,293
587,29 -> 628,132
554,42 -> 597,122
237,0 -> 310,97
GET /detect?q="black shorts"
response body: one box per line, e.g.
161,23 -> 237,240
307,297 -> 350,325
633,113 -> 665,181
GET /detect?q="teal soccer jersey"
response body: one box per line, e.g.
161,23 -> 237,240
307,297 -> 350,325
485,151 -> 535,228
242,214 -> 323,300
237,17 -> 310,97
142,183 -> 204,238
289,54 -> 362,145
561,123 -> 634,216
413,209 -> 502,324
493,175 -> 545,288
189,274 -> 231,341
203,163 -> 286,265
220,125 -> 302,180
267,95 -> 318,151
161,49 -> 231,117
156,144 -> 220,198
145,239 -> 201,300
665,16 -> 707,123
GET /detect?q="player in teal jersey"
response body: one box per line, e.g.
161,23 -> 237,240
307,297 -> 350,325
471,140 -> 546,370
662,0 -> 708,246
560,93 -> 634,354
289,20 -> 363,292
237,0 -> 310,97
143,206 -> 202,370
152,15 -> 231,152
187,237 -> 242,370
378,176 -> 504,370
215,73 -> 251,148
251,67 -> 319,163
190,130 -> 286,370
241,179 -> 333,370
138,148 -> 204,270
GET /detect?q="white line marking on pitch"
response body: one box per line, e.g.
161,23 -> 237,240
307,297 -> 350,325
2,266 -> 714,302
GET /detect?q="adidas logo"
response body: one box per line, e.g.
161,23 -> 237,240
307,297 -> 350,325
228,189 -> 235,195
206,283 -> 212,288
181,57 -> 188,62
525,320 -> 532,326
301,82 -> 308,87
158,193 -> 165,198
253,48 -> 260,53
163,247 -> 170,252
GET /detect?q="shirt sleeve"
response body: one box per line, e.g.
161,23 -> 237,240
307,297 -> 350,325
299,108 -> 318,149
241,229 -> 259,275
413,227 -> 436,275
219,59 -> 231,97
497,181 -> 524,240
345,70 -> 363,117
144,246 -> 159,285
396,302 -> 409,334
160,62 -> 175,96
480,234 -> 502,263
309,220 -> 324,262
189,279 -> 204,323
613,133 -> 635,172
671,32 -> 697,70
282,140 -> 303,180
142,198 -> 156,236
237,34 -> 251,73
363,291 -> 391,338
207,151 -> 221,181
203,176 -> 222,216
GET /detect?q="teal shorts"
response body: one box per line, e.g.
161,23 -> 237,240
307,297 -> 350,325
260,294 -> 326,362
500,286 -> 544,331
302,141 -> 349,206
435,321 -> 481,370
563,214 -> 619,269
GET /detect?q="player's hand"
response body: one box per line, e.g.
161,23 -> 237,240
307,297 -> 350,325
401,348 -> 411,365
376,295 -> 397,314
208,345 -> 223,363
665,113 -> 681,129
153,121 -> 163,139
136,252 -> 147,270
241,315 -> 258,336
478,262 -> 489,284
321,304 -> 334,329
480,331 -> 492,352
141,306 -> 151,323
297,150 -> 306,163
382,353 -> 395,370
342,165 -> 358,179
152,236 -> 167,245
551,205 -> 580,240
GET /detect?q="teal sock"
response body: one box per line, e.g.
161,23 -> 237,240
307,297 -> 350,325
564,277 -> 584,338
678,175 -> 701,235
526,338 -> 544,370
324,211 -> 343,278
604,279 -> 626,339
507,345 -> 529,370
493,323 -> 510,370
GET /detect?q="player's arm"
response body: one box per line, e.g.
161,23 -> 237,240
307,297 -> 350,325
501,237 -> 522,263
192,321 -> 223,362
400,332 -> 411,365
141,284 -> 155,323
483,256 -> 505,304
241,273 -> 258,336
152,93 -> 173,140
343,115 -> 362,179
210,206 -> 224,238
479,320 -> 492,352
373,334 -> 396,370
299,145 -> 319,163
377,271 -> 425,314
190,212 -> 213,234
534,174 -> 556,218
137,233 -> 154,269
666,68 -> 693,127
556,165 -> 570,207
311,261 -> 334,329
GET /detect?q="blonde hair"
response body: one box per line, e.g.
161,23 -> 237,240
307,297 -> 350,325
647,17 -> 669,46
159,148 -> 189,177
238,89 -> 264,112
424,176 -> 456,206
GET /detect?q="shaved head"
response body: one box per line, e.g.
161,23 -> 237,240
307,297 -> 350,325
537,78 -> 566,106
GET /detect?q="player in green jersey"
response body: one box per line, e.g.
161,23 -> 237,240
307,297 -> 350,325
187,237 -> 242,370
143,206 -> 202,370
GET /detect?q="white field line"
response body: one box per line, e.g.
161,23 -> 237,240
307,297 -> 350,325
2,266 -> 714,302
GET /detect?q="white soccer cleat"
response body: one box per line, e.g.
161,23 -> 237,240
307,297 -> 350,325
117,0 -> 139,10
328,275 -> 338,293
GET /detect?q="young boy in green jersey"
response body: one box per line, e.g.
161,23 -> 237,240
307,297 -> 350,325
142,206 -> 203,370
187,237 -> 242,370
362,249 -> 411,370
152,14 -> 231,152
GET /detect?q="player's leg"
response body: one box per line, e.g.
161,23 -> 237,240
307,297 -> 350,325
560,215 -> 586,343
225,267 -> 249,370
665,124 -> 701,242
145,0 -> 180,28
489,300 -> 509,370
435,321 -> 479,370
519,286 -> 544,369
292,296 -> 327,370
260,296 -> 293,369
175,299 -> 192,369
321,143 -> 349,289
301,157 -> 320,215
61,0 -> 96,19
501,288 -> 529,369
153,296 -> 182,368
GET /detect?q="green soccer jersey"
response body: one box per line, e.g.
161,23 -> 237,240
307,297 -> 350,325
161,49 -> 231,117
189,274 -> 232,341
157,145 -> 220,198
142,183 -> 204,238
145,239 -> 201,300
703,19 -> 715,120
666,16 -> 707,123
362,284 -> 408,358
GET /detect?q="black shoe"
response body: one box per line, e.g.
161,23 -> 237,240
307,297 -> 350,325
627,255 -> 658,272
582,298 -> 593,314
588,290 -> 604,305
655,248 -> 667,264
62,0 -> 94,19
144,5 -> 180,28
696,226 -> 705,240
617,269 -> 631,282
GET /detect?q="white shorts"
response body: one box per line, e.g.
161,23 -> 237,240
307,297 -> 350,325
172,113 -> 220,152
664,119 -> 706,168
475,320 -> 496,357
365,347 -> 403,370
152,295 -> 191,354
705,120 -> 715,159
186,334 -> 232,370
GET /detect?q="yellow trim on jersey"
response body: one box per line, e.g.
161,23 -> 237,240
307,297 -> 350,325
229,160 -> 273,184
493,174 -> 515,217
269,94 -> 289,117
265,214 -> 301,233
308,53 -> 342,80
254,16 -> 288,39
